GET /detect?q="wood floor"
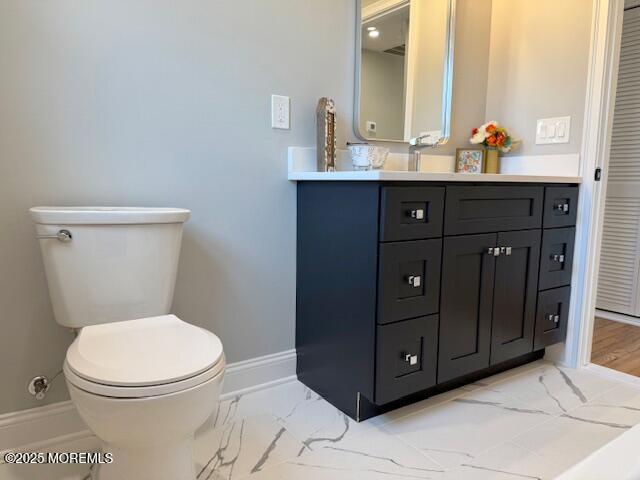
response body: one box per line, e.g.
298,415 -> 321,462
591,317 -> 640,377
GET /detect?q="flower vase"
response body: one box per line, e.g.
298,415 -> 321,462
485,149 -> 500,174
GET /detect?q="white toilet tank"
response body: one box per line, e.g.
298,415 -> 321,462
30,207 -> 190,328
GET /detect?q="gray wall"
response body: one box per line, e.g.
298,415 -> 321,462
485,0 -> 593,156
0,0 -> 356,415
360,49 -> 406,140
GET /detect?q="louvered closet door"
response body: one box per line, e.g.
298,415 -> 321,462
597,7 -> 640,317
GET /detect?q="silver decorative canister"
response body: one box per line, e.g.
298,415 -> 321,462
316,97 -> 336,172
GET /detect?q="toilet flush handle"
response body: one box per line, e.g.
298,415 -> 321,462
36,229 -> 73,243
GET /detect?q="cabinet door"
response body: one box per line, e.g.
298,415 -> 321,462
438,233 -> 496,383
375,315 -> 439,405
380,187 -> 445,242
490,230 -> 541,365
378,239 -> 442,324
539,227 -> 576,290
535,286 -> 571,349
444,186 -> 543,235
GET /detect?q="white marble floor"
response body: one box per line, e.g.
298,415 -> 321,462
2,360 -> 640,480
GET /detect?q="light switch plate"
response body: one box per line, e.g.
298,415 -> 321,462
536,116 -> 571,145
271,95 -> 290,129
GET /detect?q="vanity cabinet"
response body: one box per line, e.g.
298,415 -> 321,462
296,181 -> 579,421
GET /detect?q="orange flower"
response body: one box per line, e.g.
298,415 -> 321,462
486,136 -> 497,146
486,124 -> 497,134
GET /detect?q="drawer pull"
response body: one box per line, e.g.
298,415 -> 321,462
409,209 -> 425,220
487,247 -> 501,257
407,275 -> 422,288
551,254 -> 565,263
555,203 -> 570,213
404,353 -> 419,366
547,314 -> 560,324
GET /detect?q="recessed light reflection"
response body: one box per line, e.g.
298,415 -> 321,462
367,26 -> 377,31
368,30 -> 380,38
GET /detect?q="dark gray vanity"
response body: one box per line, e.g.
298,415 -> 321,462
296,180 -> 579,421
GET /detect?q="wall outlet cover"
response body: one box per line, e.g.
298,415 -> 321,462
271,95 -> 290,129
536,116 -> 571,145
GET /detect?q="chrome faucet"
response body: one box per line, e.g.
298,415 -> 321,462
408,133 -> 438,172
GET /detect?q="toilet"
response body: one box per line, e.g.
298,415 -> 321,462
29,207 -> 225,480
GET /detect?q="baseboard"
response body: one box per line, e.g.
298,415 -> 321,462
595,309 -> 640,327
0,348 -> 297,457
221,348 -> 296,397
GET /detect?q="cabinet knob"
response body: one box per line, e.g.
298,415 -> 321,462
500,246 -> 512,256
556,203 -> 570,213
547,314 -> 561,324
407,275 -> 422,288
551,254 -> 565,263
410,209 -> 425,220
487,247 -> 501,257
404,353 -> 418,366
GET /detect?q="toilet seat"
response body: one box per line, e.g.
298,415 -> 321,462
64,314 -> 225,398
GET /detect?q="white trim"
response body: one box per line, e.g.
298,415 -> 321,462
563,0 -> 624,368
585,362 -> 640,388
221,348 -> 296,395
362,0 -> 409,22
595,309 -> 640,327
0,348 -> 297,456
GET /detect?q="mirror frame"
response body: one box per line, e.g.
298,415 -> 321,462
354,0 -> 456,145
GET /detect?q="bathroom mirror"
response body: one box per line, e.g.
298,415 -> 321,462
355,0 -> 456,144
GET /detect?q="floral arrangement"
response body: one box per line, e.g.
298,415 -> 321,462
470,121 -> 518,153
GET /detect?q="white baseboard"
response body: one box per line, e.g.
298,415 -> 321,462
0,348 -> 297,457
595,309 -> 640,328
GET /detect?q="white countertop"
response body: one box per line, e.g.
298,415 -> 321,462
288,170 -> 582,183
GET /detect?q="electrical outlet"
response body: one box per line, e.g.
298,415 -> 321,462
271,95 -> 290,129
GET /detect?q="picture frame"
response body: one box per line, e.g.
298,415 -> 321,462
455,148 -> 485,174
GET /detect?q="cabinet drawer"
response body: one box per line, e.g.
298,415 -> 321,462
444,186 -> 543,235
539,227 -> 575,290
380,187 -> 445,242
375,314 -> 438,404
534,287 -> 571,349
543,187 -> 579,228
378,239 -> 442,324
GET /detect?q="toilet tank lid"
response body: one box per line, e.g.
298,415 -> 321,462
30,207 -> 190,225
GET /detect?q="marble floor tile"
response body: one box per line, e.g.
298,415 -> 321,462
194,414 -> 304,480
0,462 -> 91,480
381,388 -> 553,469
206,381 -> 314,430
5,364 -> 640,480
365,387 -> 472,428
511,410 -> 631,474
467,360 -> 550,389
0,435 -> 99,480
244,426 -> 445,480
439,442 -> 563,480
207,381 -> 373,452
486,363 -> 622,415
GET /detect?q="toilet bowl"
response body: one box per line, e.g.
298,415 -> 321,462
30,207 -> 224,480
64,315 -> 224,480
